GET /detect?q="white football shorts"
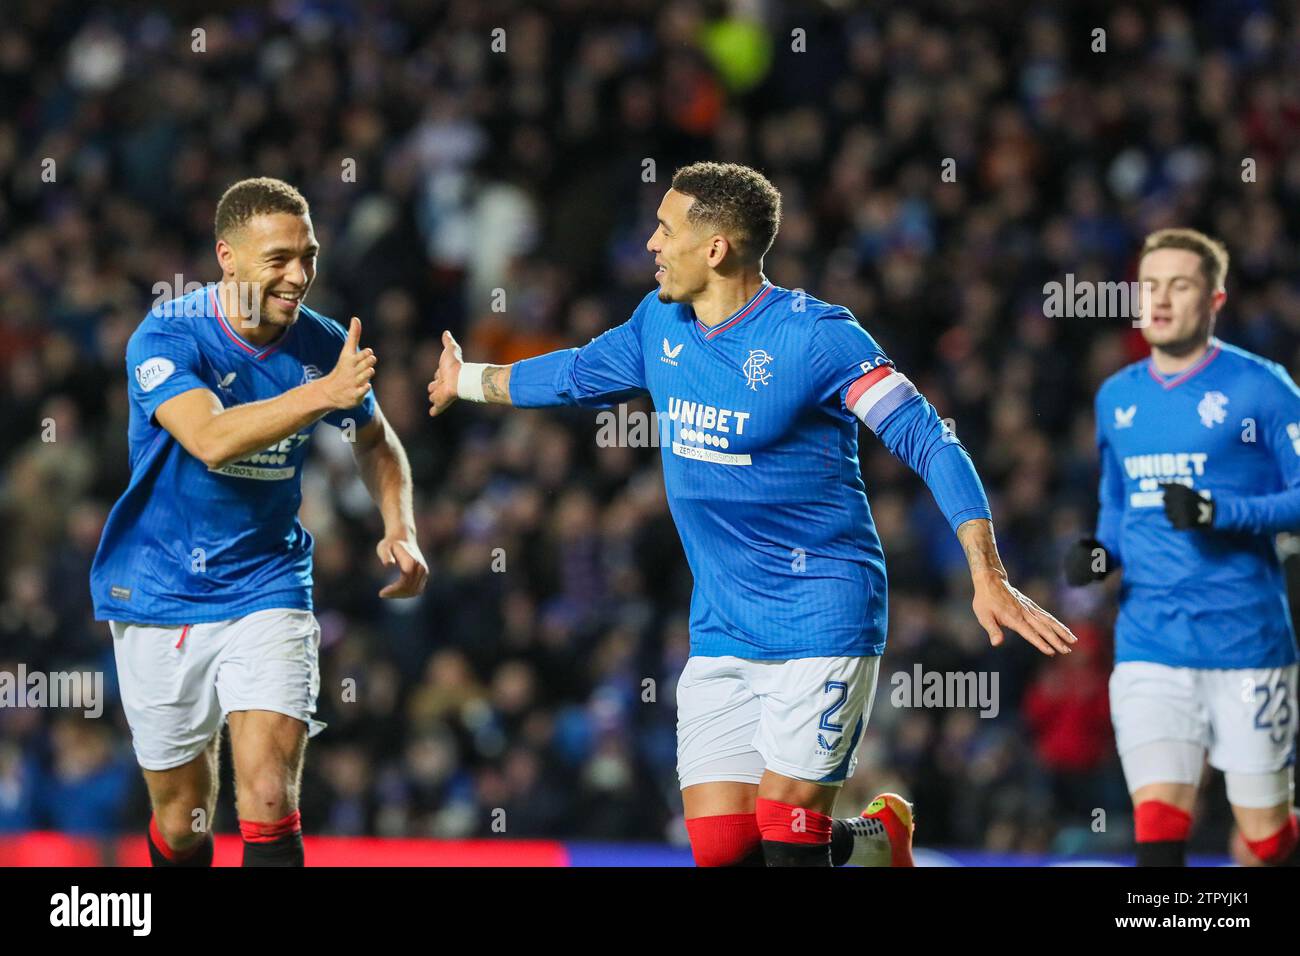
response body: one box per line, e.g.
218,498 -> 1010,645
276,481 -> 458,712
676,654 -> 879,789
110,608 -> 325,771
1110,661 -> 1297,803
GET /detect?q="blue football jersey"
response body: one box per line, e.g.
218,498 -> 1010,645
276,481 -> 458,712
90,284 -> 375,625
510,282 -> 990,660
1095,338 -> 1300,668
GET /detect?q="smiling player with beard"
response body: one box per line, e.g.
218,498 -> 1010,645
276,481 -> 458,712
428,162 -> 1076,867
91,177 -> 428,866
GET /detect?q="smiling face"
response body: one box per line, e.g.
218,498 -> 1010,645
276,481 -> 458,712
1136,247 -> 1223,353
216,212 -> 319,328
646,188 -> 723,304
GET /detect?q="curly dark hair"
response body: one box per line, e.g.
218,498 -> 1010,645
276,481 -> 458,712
214,177 -> 309,241
670,162 -> 782,265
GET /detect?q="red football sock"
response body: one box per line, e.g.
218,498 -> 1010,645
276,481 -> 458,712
684,813 -> 762,867
755,798 -> 833,866
1244,814 -> 1299,865
239,810 -> 304,867
239,809 -> 302,843
754,798 -> 833,844
1134,800 -> 1192,842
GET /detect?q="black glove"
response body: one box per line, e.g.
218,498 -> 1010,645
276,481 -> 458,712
1160,482 -> 1214,530
1063,537 -> 1113,586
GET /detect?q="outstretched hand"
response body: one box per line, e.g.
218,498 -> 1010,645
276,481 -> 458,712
427,330 -> 463,417
972,570 -> 1077,656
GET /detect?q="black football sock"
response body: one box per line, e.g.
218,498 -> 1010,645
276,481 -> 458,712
761,840 -> 833,867
756,798 -> 834,867
240,810 -> 305,867
830,818 -> 854,866
735,845 -> 766,866
147,815 -> 214,867
1135,840 -> 1186,867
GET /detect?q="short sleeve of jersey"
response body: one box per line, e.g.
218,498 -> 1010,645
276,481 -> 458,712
809,310 -> 894,421
126,316 -> 209,423
311,316 -> 377,430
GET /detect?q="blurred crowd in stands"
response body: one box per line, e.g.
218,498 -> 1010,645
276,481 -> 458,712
2,0 -> 1298,858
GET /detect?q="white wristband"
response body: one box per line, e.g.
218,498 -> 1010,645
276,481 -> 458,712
457,362 -> 489,403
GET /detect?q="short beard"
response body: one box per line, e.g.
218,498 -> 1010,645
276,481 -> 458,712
261,306 -> 294,325
259,295 -> 302,325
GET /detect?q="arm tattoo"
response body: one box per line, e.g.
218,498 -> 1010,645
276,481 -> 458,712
482,365 -> 512,405
956,518 -> 1006,576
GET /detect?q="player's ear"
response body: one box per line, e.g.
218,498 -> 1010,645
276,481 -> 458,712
215,237 -> 236,278
1210,288 -> 1227,313
707,234 -> 730,268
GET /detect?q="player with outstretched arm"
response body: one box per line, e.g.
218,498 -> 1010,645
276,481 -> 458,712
90,178 -> 428,866
1065,228 -> 1299,866
428,162 -> 1075,867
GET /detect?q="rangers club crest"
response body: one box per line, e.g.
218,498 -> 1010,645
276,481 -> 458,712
742,349 -> 773,390
1197,390 -> 1228,428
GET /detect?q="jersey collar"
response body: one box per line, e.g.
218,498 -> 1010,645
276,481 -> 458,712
209,285 -> 292,360
694,280 -> 774,340
1146,338 -> 1222,390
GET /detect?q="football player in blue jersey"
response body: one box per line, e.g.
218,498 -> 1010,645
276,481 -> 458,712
1066,228 -> 1300,866
428,162 -> 1076,866
91,178 -> 428,866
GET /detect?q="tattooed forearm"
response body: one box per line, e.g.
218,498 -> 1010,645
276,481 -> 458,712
482,365 -> 513,405
956,518 -> 1006,577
